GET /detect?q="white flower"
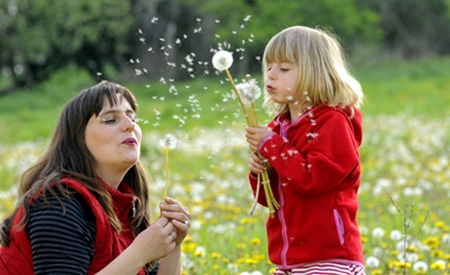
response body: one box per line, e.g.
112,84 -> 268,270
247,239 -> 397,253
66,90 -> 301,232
413,261 -> 428,272
160,134 -> 177,150
372,227 -> 385,238
212,50 -> 233,71
390,229 -> 402,241
365,256 -> 380,269
236,78 -> 261,105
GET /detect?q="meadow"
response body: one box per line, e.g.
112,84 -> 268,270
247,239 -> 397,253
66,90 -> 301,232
0,57 -> 449,274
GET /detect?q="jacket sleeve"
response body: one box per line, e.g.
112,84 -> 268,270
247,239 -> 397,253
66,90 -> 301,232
258,111 -> 360,195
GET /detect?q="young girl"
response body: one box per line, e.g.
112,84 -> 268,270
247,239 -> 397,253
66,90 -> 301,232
245,26 -> 365,274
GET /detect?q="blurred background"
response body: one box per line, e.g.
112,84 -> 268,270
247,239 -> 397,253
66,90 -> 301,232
1,0 -> 450,93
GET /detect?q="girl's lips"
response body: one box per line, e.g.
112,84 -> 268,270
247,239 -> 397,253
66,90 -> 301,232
266,85 -> 275,92
122,138 -> 137,146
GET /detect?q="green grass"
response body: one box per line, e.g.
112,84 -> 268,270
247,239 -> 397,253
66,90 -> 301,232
0,57 -> 449,144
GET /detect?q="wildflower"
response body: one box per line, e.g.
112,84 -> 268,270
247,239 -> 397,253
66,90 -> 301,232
160,134 -> 178,199
430,260 -> 446,270
250,238 -> 261,245
236,79 -> 261,106
194,246 -> 206,257
372,227 -> 385,238
424,237 -> 439,249
365,256 -> 380,269
390,229 -> 402,241
212,50 -> 233,71
413,261 -> 428,273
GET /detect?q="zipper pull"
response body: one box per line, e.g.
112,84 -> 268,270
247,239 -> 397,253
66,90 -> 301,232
131,197 -> 137,218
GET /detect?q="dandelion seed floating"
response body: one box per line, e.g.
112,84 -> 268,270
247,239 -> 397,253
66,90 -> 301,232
160,134 -> 178,199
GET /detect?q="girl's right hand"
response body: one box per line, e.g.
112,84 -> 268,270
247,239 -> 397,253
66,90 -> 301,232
132,216 -> 177,264
248,152 -> 272,174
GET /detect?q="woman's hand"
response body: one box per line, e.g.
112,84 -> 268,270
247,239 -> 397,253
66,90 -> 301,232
159,197 -> 191,246
133,217 -> 177,262
245,126 -> 272,152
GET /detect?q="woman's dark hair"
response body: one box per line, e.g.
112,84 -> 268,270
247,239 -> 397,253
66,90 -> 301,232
1,81 -> 151,246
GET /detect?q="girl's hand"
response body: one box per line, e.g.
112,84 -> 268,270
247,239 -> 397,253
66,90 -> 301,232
245,126 -> 272,152
248,152 -> 273,175
159,197 -> 191,246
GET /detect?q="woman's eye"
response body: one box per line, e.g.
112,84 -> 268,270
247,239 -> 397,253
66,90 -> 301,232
103,118 -> 116,124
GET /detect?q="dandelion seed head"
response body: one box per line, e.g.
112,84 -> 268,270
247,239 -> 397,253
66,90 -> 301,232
372,227 -> 385,238
160,134 -> 178,150
365,256 -> 380,269
212,50 -> 233,71
413,261 -> 428,272
236,79 -> 261,105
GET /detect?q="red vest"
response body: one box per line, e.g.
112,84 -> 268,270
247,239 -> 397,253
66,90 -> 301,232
0,177 -> 145,274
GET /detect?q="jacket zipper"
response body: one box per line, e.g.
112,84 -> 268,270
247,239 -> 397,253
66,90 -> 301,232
279,179 -> 289,268
131,196 -> 137,218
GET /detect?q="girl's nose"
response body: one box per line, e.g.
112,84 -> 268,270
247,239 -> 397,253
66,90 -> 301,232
267,69 -> 276,80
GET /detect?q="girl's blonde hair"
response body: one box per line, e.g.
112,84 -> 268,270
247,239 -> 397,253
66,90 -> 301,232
262,26 -> 363,117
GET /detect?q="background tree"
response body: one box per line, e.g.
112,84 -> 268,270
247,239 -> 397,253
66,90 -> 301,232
0,0 -> 133,94
1,0 -> 450,95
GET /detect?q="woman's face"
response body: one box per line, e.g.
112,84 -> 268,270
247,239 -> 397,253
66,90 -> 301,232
84,95 -> 142,179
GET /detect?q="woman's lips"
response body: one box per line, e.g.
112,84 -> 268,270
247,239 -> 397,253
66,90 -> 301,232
122,138 -> 137,146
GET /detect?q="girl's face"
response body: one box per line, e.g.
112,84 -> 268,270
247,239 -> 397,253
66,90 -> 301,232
84,96 -> 142,180
265,62 -> 301,105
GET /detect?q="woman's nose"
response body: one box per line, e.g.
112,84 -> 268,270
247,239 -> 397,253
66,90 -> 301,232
122,117 -> 136,132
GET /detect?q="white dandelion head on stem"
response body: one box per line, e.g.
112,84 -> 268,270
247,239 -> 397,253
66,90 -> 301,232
160,134 -> 178,150
236,78 -> 261,105
212,50 -> 233,71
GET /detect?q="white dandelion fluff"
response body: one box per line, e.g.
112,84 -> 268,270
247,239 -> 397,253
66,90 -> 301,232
212,50 -> 233,71
365,256 -> 380,269
413,261 -> 428,273
160,134 -> 178,150
236,78 -> 261,105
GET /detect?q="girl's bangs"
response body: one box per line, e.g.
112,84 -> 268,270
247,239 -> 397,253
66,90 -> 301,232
264,34 -> 297,64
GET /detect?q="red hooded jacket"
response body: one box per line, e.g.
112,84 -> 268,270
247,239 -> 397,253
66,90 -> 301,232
0,177 -> 146,275
249,105 -> 364,269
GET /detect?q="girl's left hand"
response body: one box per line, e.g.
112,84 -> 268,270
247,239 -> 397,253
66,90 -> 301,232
245,126 -> 273,152
159,197 -> 191,246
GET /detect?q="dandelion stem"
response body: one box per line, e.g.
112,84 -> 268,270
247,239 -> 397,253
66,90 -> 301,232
224,69 -> 250,122
163,149 -> 169,199
249,173 -> 262,216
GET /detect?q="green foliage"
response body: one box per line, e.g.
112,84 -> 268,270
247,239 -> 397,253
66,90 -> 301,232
0,0 -> 133,86
0,57 -> 449,144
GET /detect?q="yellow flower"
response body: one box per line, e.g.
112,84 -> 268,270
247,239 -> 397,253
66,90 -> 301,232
432,250 -> 444,257
212,252 -> 222,259
251,237 -> 261,245
424,237 -> 439,249
430,260 -> 446,270
371,270 -> 382,275
436,221 -> 446,228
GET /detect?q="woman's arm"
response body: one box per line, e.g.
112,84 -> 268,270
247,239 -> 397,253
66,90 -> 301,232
98,197 -> 190,275
27,192 -> 96,275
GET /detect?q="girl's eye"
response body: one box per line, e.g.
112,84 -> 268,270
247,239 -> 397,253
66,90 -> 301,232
281,67 -> 289,72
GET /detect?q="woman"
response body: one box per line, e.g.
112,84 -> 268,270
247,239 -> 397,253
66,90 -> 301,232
0,81 -> 191,274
